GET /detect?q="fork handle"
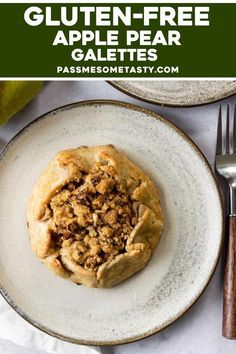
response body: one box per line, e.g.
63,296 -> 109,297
223,216 -> 236,339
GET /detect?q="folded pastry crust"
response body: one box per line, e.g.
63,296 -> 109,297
27,145 -> 163,288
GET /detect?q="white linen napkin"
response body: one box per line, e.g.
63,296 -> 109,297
0,296 -> 101,354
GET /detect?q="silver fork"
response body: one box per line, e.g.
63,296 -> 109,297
215,105 -> 236,339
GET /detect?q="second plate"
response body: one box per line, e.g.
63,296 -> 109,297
110,80 -> 236,106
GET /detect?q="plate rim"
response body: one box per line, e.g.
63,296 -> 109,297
108,80 -> 236,107
0,99 -> 224,346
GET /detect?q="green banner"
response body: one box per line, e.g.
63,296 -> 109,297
0,3 -> 235,78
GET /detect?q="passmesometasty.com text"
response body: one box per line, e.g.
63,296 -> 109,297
57,65 -> 179,75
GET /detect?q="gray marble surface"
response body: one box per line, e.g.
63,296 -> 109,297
0,81 -> 236,354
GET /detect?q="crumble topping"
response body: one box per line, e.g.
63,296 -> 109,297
43,162 -> 139,271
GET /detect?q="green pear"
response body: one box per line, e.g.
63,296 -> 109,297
0,81 -> 43,125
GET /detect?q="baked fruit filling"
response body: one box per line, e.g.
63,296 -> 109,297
43,162 -> 139,271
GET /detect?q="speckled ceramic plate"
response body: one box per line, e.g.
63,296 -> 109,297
110,80 -> 236,106
0,100 -> 223,345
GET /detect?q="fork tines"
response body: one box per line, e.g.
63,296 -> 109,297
216,105 -> 236,155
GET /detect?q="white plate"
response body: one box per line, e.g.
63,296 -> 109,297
110,80 -> 236,106
0,101 -> 223,345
